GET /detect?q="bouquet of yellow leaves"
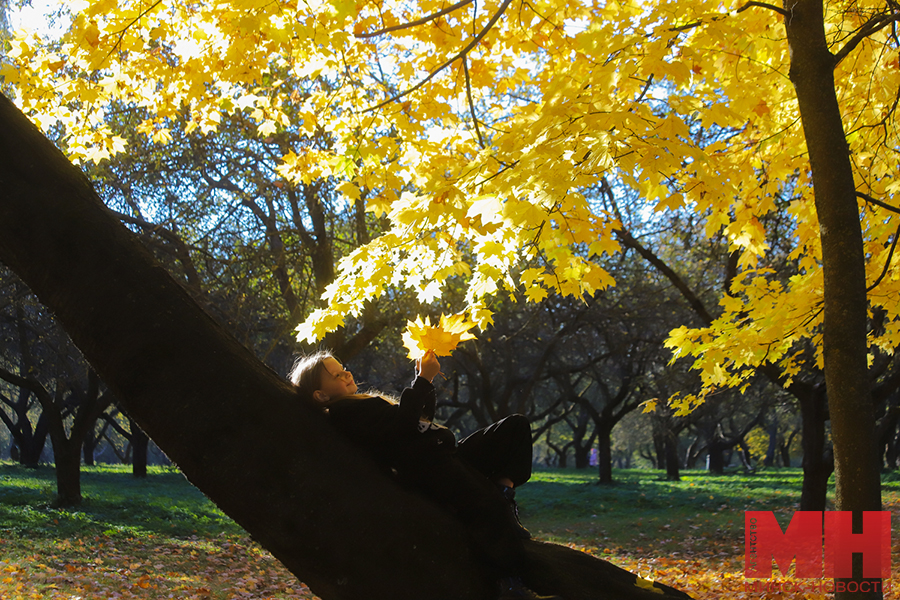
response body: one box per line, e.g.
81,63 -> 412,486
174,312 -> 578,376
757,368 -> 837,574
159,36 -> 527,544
402,313 -> 477,359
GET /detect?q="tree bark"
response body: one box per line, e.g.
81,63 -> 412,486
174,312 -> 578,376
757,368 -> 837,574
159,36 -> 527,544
785,2 -> 883,597
129,416 -> 149,478
0,93 -> 693,600
596,424 -> 613,484
571,410 -> 594,469
706,440 -> 726,474
52,440 -> 83,507
663,431 -> 680,481
779,429 -> 797,468
40,371 -> 110,505
4,406 -> 49,467
652,428 -> 666,470
83,426 -> 97,466
797,386 -> 831,511
763,419 -> 777,468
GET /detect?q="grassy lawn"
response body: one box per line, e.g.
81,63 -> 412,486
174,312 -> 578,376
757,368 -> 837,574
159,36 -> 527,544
1,462 -> 899,599
522,467 -> 828,558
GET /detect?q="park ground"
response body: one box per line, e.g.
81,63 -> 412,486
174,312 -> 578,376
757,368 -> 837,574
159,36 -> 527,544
1,463 -> 899,599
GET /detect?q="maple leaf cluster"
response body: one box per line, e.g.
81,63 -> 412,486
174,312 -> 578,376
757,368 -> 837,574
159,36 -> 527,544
401,313 -> 477,359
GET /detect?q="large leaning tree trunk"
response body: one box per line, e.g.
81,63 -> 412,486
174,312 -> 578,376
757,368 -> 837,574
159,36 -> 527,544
0,93 -> 693,600
785,1 -> 883,598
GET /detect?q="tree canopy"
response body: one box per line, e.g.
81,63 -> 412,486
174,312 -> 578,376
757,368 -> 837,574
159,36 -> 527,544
4,0 -> 898,404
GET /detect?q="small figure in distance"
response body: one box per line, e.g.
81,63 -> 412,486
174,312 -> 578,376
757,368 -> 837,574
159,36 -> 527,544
290,349 -> 562,600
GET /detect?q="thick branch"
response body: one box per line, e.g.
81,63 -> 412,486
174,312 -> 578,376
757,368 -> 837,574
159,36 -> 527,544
615,227 -> 714,326
0,91 -> 695,600
735,1 -> 789,17
857,190 -> 900,214
0,365 -> 51,404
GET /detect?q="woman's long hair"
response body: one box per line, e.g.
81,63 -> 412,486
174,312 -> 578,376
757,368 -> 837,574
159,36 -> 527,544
288,350 -> 333,400
289,350 -> 397,405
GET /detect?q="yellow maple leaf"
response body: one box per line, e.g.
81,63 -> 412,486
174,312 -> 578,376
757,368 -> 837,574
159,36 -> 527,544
641,399 -> 658,414
634,575 -> 663,594
401,313 -> 477,359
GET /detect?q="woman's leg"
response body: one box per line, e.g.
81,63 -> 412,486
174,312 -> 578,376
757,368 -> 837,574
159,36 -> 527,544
456,414 -> 533,487
396,451 -> 528,573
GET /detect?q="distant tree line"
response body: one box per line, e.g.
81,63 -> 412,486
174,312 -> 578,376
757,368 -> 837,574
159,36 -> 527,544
2,87 -> 900,514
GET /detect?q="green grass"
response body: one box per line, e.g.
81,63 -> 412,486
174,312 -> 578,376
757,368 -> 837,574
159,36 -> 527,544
0,462 -> 241,540
519,467 -> 900,561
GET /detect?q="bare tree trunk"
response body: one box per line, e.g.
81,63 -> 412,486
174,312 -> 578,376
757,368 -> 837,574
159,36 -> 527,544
12,410 -> 49,467
663,432 -> 680,481
798,387 -> 831,511
82,426 -> 96,466
706,440 -> 726,474
596,424 -> 613,484
763,418 -> 778,468
52,442 -> 83,507
786,3 -> 883,597
129,416 -> 149,478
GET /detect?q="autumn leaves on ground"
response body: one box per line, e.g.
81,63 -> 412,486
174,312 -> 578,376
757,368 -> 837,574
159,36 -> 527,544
2,464 -> 899,600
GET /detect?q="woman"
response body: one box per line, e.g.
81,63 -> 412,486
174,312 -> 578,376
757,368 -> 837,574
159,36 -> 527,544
289,350 -> 560,600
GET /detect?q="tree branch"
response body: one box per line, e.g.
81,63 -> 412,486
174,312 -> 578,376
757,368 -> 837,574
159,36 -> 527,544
356,0 -> 476,38
867,221 -> 900,292
106,0 -> 164,60
109,209 -> 202,289
366,0 -> 514,112
463,56 -> 486,148
735,1 -> 789,17
0,365 -> 54,412
833,10 -> 900,67
857,190 -> 900,214
634,74 -> 654,103
0,90 -> 699,600
615,227 -> 715,326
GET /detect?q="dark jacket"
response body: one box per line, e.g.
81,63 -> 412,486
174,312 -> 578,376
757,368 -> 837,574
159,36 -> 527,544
327,377 -> 456,469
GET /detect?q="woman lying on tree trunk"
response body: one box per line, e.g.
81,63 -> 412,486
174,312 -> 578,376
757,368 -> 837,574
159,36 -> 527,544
289,349 -> 560,600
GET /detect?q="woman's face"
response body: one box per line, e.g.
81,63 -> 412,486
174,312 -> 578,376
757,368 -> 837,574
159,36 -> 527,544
316,356 -> 358,401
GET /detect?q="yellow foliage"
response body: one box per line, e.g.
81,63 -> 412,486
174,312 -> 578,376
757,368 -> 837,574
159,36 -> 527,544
7,0 -> 900,410
744,427 -> 770,462
401,314 -> 477,359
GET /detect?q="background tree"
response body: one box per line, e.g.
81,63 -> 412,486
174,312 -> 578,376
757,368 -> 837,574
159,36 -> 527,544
0,272 -> 50,466
0,269 -> 116,504
87,103 -> 394,367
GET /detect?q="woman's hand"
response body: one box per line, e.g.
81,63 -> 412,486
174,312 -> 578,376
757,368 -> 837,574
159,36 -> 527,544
416,350 -> 441,382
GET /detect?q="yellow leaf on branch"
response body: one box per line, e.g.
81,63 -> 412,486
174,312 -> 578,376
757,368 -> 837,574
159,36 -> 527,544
401,313 -> 477,359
